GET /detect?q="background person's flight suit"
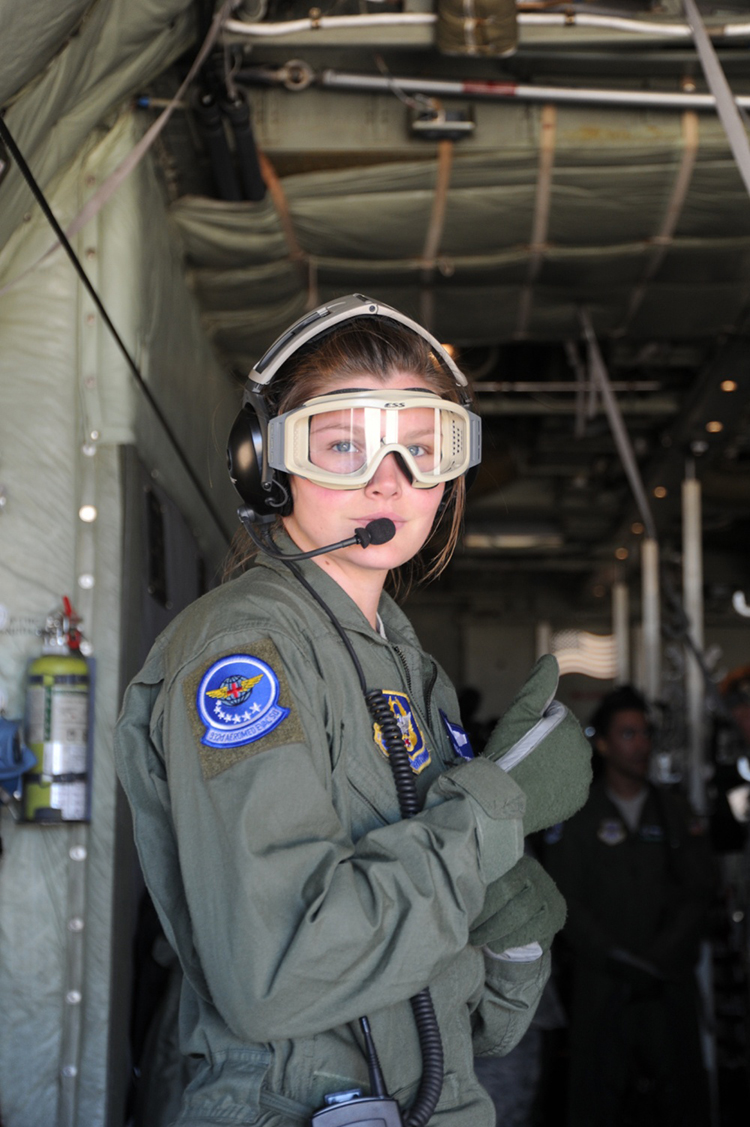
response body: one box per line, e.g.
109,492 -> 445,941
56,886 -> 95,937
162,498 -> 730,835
116,544 -> 550,1127
544,777 -> 715,1127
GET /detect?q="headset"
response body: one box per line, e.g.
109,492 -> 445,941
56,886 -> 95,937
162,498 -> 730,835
226,294 -> 480,523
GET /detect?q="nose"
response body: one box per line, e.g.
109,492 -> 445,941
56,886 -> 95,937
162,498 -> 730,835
365,451 -> 409,495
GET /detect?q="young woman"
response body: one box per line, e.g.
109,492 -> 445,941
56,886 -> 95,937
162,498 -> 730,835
116,296 -> 580,1127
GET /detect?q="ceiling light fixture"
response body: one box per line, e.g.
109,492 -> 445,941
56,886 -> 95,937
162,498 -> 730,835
706,420 -> 724,433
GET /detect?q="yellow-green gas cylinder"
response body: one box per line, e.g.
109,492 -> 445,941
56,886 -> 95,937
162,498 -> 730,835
23,604 -> 91,824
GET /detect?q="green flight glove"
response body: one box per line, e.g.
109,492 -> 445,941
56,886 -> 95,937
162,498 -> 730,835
483,654 -> 592,835
470,854 -> 567,954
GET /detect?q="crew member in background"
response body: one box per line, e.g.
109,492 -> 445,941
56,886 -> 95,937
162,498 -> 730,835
711,665 -> 750,843
544,685 -> 716,1127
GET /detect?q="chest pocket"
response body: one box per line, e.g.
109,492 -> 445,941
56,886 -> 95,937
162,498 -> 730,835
341,689 -> 449,839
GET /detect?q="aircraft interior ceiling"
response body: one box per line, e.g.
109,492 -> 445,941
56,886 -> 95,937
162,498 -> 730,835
145,0 -> 750,619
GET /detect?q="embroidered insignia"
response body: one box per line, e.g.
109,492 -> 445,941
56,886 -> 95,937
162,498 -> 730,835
544,822 -> 564,845
598,818 -> 626,846
373,691 -> 430,774
440,710 -> 474,760
197,654 -> 290,749
639,823 -> 665,843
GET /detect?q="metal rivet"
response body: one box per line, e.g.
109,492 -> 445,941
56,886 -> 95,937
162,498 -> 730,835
68,917 -> 84,932
66,991 -> 82,1005
61,1065 -> 78,1078
69,846 -> 87,861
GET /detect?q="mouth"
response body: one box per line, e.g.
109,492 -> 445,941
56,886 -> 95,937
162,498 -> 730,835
356,513 -> 403,526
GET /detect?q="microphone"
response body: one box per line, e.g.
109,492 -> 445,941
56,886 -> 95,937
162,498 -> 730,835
352,518 -> 396,548
238,508 -> 396,561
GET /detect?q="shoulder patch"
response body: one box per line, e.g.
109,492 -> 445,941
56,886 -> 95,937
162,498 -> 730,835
373,690 -> 431,774
184,639 -> 304,779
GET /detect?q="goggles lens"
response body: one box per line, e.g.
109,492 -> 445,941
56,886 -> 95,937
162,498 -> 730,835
269,390 -> 480,488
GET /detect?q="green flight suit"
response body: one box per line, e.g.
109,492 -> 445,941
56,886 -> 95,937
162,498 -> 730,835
115,546 -> 550,1127
543,778 -> 715,1127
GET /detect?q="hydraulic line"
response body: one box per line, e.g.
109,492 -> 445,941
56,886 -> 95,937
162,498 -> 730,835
238,63 -> 750,114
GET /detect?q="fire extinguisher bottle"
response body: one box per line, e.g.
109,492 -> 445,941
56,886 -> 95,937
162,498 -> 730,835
23,605 -> 91,824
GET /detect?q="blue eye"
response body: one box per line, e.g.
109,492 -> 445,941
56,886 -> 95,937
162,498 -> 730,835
332,441 -> 358,454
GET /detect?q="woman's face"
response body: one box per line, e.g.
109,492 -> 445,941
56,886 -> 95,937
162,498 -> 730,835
282,371 -> 447,575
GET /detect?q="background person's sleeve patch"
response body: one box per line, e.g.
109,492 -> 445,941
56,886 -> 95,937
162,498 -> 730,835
184,637 -> 305,779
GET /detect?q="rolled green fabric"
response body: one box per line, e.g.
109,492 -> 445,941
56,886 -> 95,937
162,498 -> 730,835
483,655 -> 592,835
470,855 -> 567,954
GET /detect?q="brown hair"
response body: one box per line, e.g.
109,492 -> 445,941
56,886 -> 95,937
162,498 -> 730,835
224,316 -> 473,595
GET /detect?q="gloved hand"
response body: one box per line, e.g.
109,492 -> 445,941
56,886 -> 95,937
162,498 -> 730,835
483,655 -> 592,834
470,854 -> 567,954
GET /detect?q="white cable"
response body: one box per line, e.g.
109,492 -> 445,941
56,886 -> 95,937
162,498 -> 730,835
224,14 -> 436,36
224,12 -> 750,41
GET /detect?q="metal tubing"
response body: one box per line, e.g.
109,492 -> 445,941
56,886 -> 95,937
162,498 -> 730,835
579,310 -> 659,541
612,581 -> 630,685
641,538 -> 661,702
317,68 -> 750,113
682,471 -> 706,813
684,0 -> 750,199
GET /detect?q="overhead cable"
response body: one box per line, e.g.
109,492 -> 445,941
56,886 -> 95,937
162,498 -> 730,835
0,117 -> 233,547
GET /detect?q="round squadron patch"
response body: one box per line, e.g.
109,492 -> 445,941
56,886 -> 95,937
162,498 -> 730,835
598,818 -> 626,846
373,691 -> 430,774
197,654 -> 290,748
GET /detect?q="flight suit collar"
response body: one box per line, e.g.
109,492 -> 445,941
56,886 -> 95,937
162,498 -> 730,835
252,528 -> 416,646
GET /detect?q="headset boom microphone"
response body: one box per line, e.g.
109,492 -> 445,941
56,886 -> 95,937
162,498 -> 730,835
238,510 -> 396,562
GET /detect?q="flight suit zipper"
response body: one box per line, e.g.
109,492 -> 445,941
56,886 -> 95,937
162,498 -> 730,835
394,645 -> 440,730
393,645 -> 413,696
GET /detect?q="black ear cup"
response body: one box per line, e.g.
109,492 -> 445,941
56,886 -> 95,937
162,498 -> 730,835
227,403 -> 291,517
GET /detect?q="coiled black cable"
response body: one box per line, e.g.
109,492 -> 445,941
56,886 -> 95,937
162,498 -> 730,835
280,558 -> 444,1127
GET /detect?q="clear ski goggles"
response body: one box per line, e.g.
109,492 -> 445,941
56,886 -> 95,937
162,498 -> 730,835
267,389 -> 482,489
